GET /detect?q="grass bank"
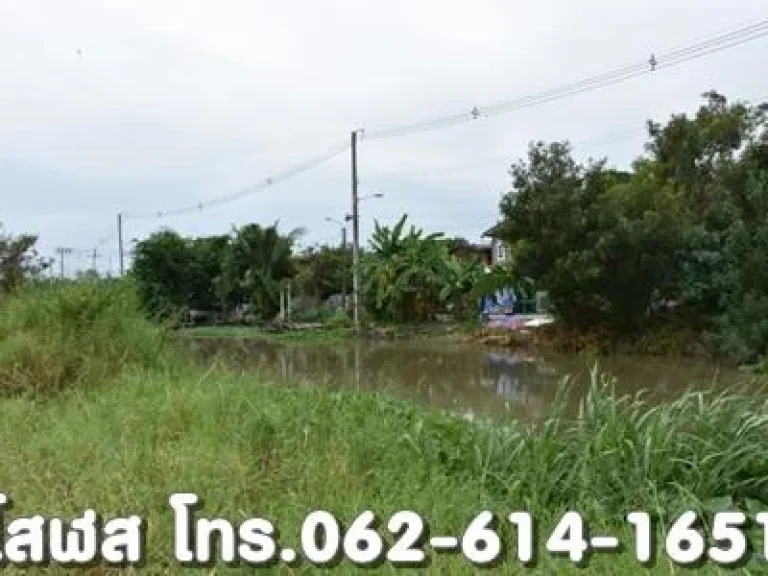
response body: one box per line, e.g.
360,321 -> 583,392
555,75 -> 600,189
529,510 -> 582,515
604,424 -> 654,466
2,366 -> 767,573
532,305 -> 741,361
1,283 -> 767,573
180,324 -> 353,345
0,280 -> 172,397
179,319 -> 479,345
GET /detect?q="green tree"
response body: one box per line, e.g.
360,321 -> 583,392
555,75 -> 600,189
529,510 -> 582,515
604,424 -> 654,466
495,92 -> 768,361
0,226 -> 45,295
131,230 -> 195,316
220,223 -> 302,319
498,141 -> 683,328
188,235 -> 229,311
642,92 -> 768,360
363,215 -> 483,322
293,244 -> 351,301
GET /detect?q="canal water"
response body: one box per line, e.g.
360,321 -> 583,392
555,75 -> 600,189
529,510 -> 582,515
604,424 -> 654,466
185,337 -> 750,420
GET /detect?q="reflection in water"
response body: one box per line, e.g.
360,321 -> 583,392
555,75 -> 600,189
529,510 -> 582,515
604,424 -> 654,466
186,338 -> 745,420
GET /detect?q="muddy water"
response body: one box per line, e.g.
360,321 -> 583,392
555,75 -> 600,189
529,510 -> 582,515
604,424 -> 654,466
185,338 -> 748,420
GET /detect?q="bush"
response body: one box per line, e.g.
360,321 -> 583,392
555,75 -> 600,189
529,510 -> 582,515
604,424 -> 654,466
290,307 -> 334,323
0,279 -> 172,397
324,309 -> 353,329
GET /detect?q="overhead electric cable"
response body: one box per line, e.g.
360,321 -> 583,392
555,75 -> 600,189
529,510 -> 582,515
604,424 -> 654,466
122,140 -> 350,220
364,17 -> 768,140
362,126 -> 647,180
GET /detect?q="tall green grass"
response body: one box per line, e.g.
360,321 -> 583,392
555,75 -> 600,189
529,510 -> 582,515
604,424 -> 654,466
0,280 -> 172,397
1,366 -> 766,573
0,282 -> 766,573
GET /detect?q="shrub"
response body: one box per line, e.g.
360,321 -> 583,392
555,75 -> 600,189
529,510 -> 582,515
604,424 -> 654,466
0,279 -> 172,397
324,309 -> 353,329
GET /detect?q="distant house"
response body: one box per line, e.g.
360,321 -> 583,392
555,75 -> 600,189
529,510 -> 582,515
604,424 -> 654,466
450,242 -> 493,268
481,223 -> 510,267
480,222 -> 551,316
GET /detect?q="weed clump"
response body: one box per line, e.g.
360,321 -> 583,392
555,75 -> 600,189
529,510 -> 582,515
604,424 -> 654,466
0,280 -> 172,397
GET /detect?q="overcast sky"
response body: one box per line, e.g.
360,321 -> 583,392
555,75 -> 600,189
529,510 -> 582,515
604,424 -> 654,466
2,0 -> 767,275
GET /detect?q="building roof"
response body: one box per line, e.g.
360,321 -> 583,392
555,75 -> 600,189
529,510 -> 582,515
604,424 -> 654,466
482,222 -> 506,238
452,242 -> 492,252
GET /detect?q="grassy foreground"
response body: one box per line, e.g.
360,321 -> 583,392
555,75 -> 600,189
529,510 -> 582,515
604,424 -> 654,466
1,283 -> 767,574
1,368 -> 767,574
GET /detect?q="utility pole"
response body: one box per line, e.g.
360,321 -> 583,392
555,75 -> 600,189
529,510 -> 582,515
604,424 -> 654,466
350,129 -> 361,335
56,247 -> 72,279
341,226 -> 347,312
91,248 -> 101,271
117,212 -> 124,276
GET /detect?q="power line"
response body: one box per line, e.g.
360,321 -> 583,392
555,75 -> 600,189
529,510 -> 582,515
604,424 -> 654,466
362,126 -> 647,180
88,225 -> 118,254
361,89 -> 768,181
30,16 -> 767,253
363,16 -> 768,140
122,140 -> 350,220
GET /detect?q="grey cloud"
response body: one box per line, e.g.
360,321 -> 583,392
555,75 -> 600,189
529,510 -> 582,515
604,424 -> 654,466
1,0 -> 767,275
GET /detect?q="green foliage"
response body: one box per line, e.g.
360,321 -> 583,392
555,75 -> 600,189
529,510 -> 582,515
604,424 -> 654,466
131,223 -> 301,321
1,363 -> 766,572
220,222 -> 301,319
363,215 -> 484,322
131,229 -> 197,317
0,280 -> 171,397
0,225 -> 45,295
324,308 -> 353,329
470,261 -> 535,302
500,142 -> 682,328
286,307 -> 351,330
498,92 -> 768,360
188,234 -> 229,310
293,244 -> 351,301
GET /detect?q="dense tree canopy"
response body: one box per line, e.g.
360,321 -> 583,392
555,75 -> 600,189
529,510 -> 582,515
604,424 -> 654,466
497,92 -> 768,361
293,244 -> 351,302
220,223 -> 302,318
0,226 -> 46,296
131,229 -> 198,316
131,223 -> 301,320
363,215 -> 484,322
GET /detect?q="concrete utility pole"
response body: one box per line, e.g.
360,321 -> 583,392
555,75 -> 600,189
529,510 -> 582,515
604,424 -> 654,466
350,129 -> 361,334
341,226 -> 347,311
56,247 -> 72,279
91,249 -> 102,271
117,212 -> 124,276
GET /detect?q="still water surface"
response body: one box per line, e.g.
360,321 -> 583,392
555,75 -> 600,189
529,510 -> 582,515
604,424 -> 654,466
186,338 -> 747,420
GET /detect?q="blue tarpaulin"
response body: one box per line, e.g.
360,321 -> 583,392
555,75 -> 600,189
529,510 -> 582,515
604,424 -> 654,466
480,287 -> 517,314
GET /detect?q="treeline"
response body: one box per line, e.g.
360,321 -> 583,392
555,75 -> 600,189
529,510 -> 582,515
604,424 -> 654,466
0,227 -> 48,296
130,223 -> 300,319
4,91 -> 765,363
497,91 -> 768,362
128,216 -> 493,324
